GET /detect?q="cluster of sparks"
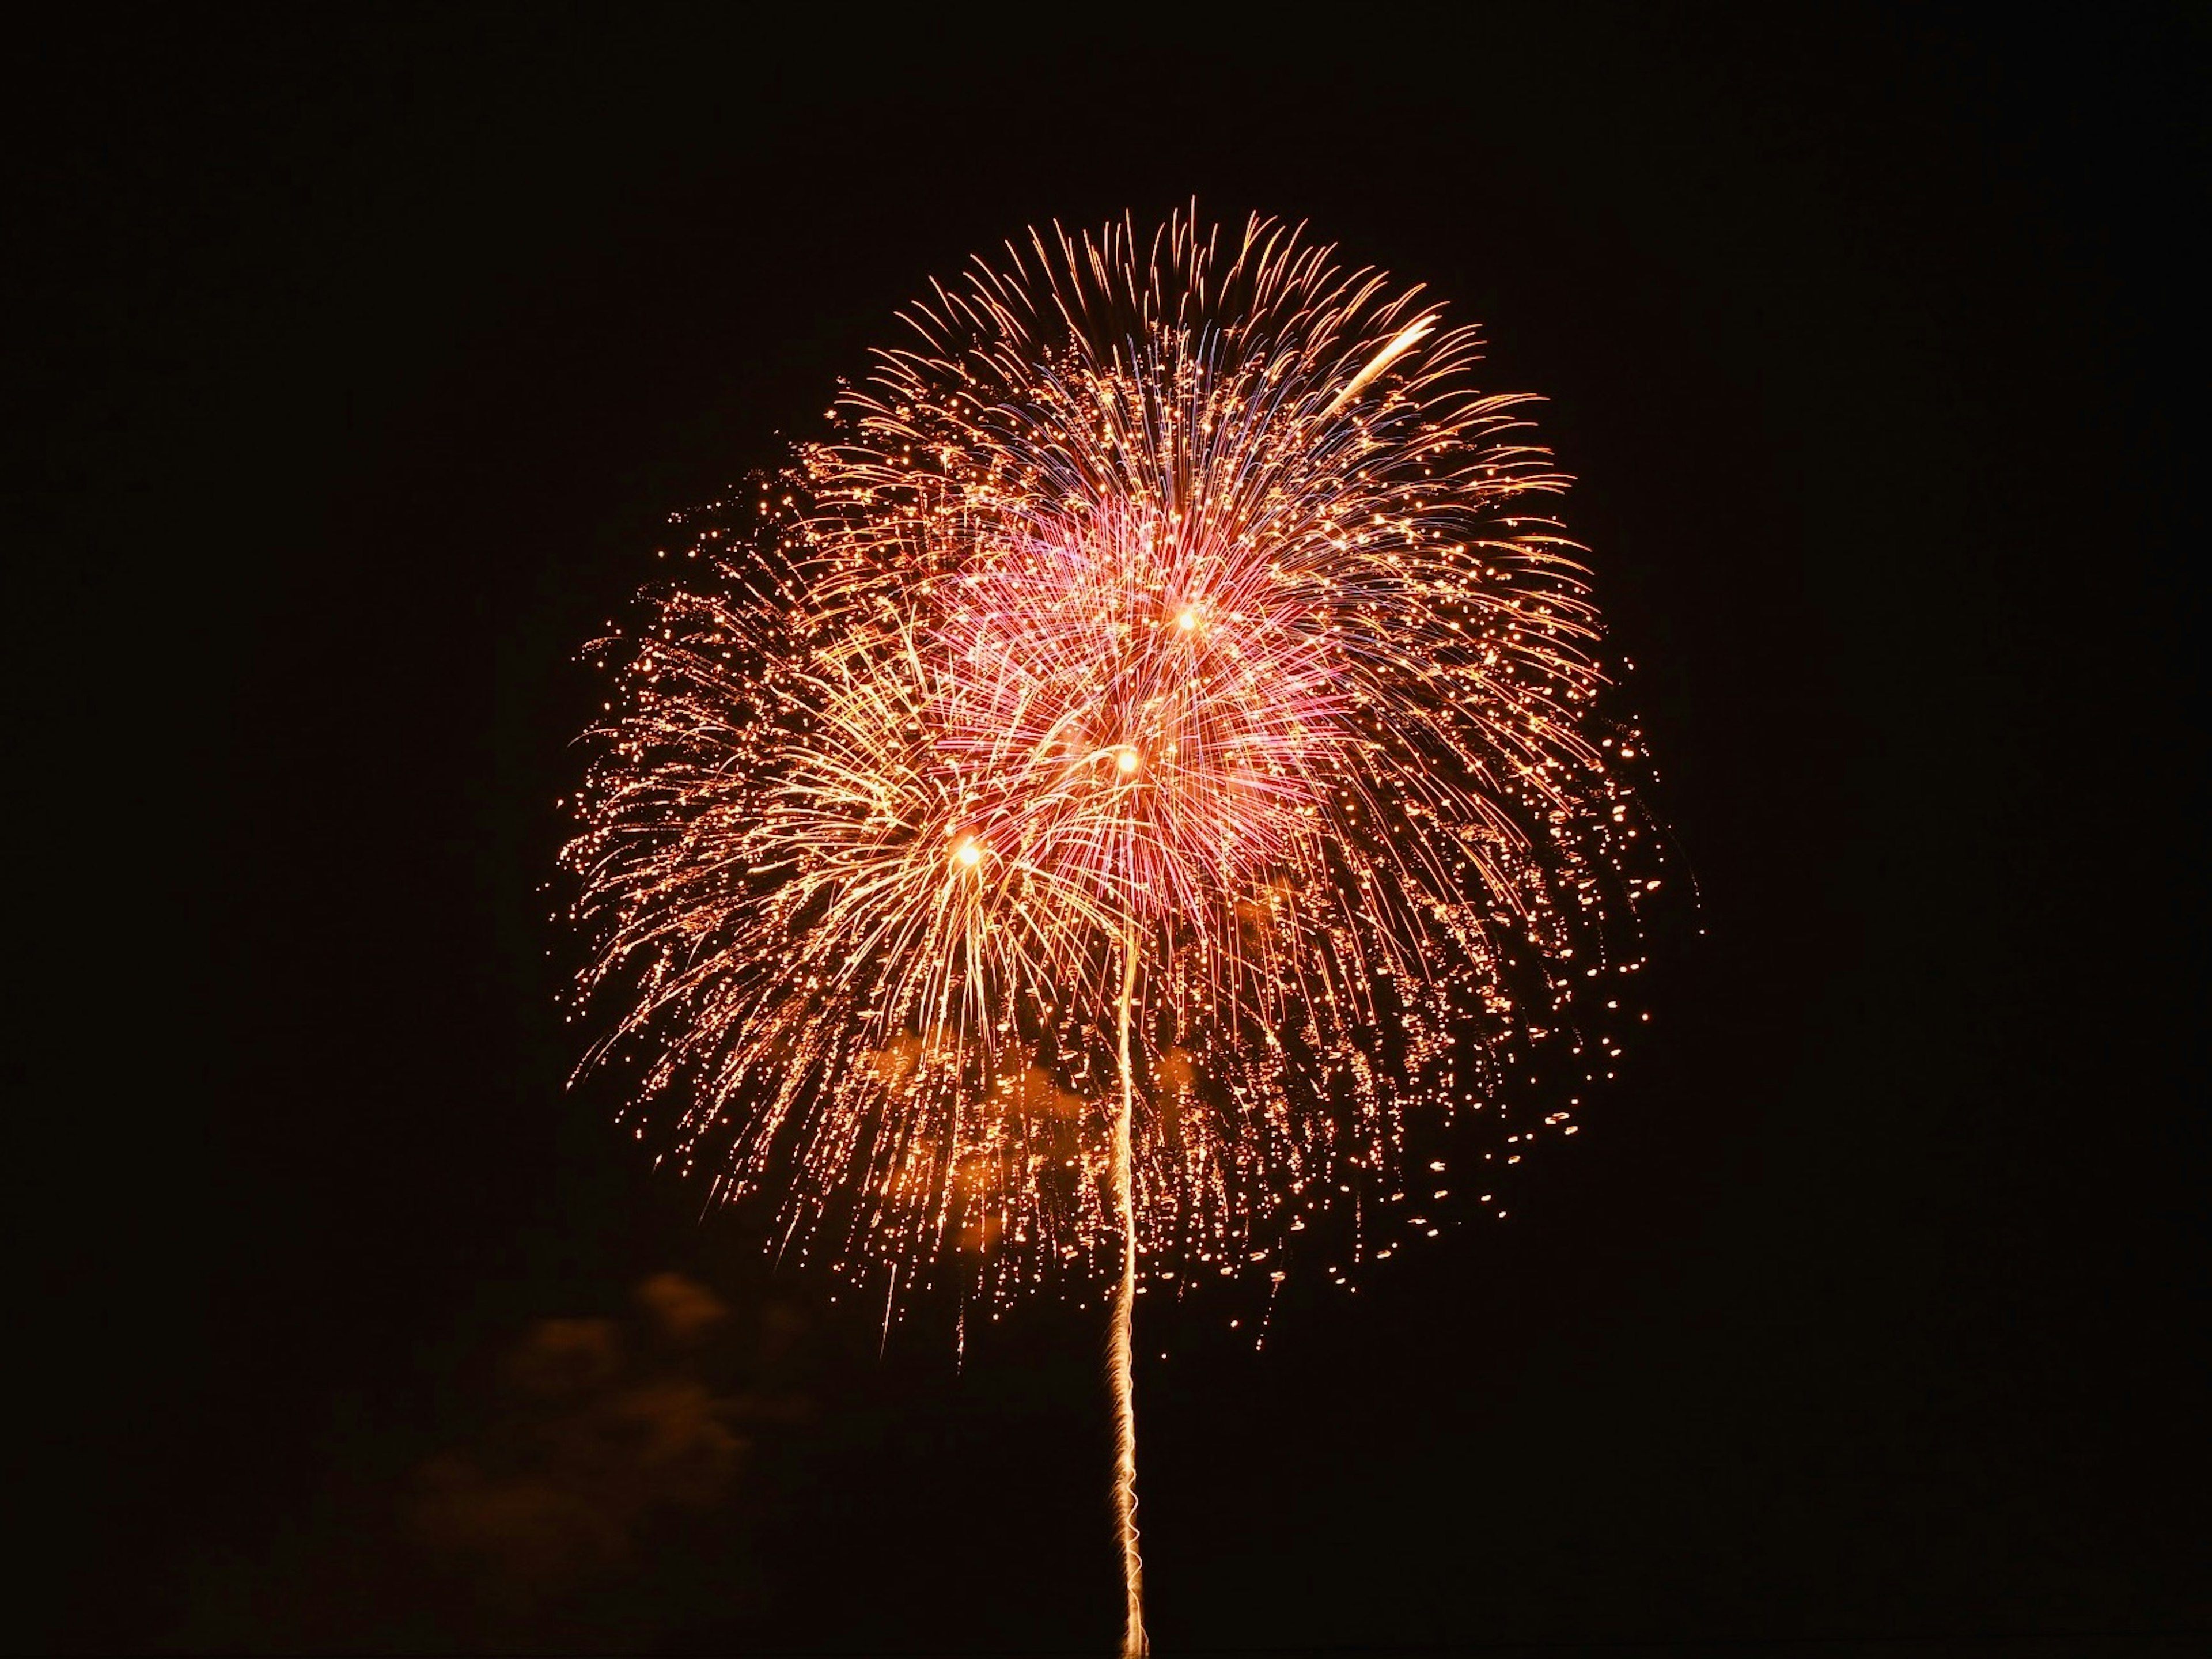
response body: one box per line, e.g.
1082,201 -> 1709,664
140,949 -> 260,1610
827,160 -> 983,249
563,210 -> 1665,1319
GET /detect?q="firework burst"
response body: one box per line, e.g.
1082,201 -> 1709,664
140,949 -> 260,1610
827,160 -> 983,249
564,210 -> 1667,1650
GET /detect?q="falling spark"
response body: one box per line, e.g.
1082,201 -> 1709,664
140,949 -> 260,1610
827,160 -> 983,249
563,210 -> 1667,1654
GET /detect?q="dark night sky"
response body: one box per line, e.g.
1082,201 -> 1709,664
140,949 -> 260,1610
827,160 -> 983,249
16,10 -> 2206,1656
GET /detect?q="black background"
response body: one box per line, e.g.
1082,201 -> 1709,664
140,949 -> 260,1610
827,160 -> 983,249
17,10 -> 2206,1655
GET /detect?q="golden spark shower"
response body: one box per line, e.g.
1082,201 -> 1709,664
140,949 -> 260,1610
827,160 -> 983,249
563,210 -> 1670,1654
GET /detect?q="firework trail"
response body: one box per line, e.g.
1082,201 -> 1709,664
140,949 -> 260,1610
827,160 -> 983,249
565,211 -> 1665,1653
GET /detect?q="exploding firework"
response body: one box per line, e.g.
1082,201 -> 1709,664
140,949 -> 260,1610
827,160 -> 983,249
563,210 -> 1668,1652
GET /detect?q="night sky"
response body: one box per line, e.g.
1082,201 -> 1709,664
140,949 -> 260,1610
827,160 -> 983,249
19,12 -> 2206,1656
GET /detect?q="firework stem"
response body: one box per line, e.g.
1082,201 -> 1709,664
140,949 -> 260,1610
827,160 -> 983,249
1110,915 -> 1147,1656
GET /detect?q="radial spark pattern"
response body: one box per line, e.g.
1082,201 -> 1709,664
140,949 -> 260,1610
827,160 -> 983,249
563,213 -> 1664,1306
